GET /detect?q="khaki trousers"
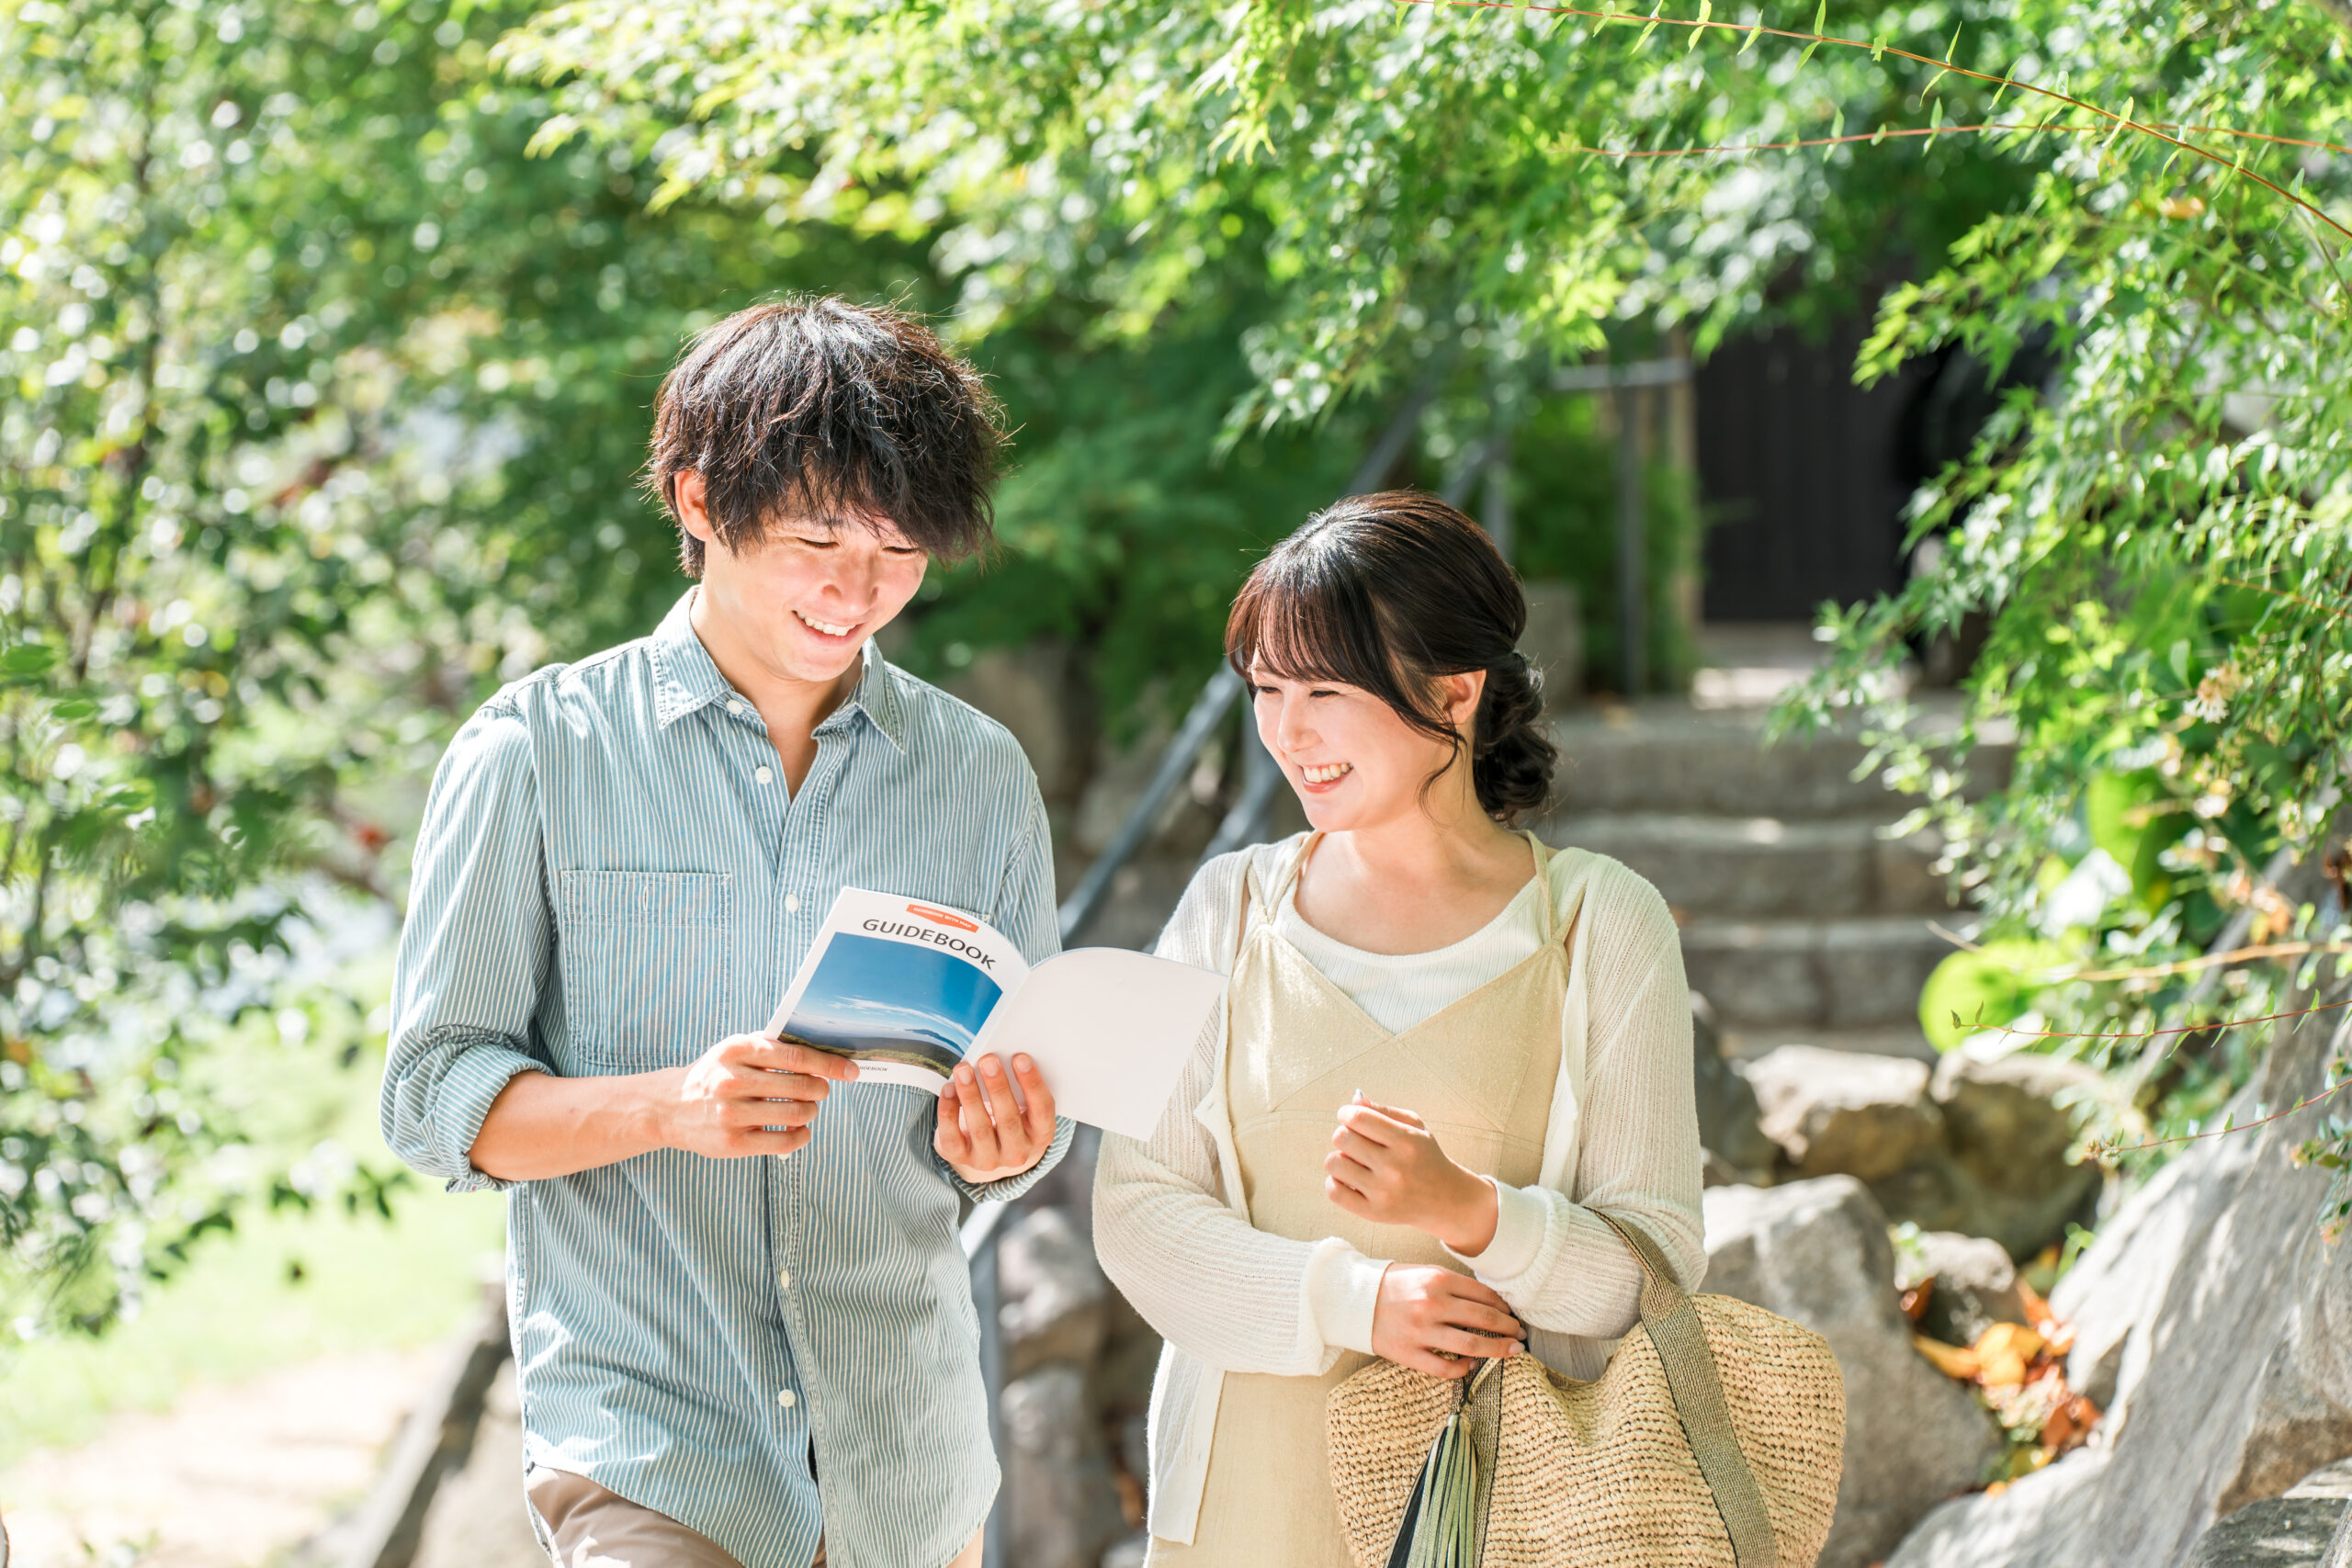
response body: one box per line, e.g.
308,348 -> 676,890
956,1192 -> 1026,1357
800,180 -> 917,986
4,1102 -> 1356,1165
525,1466 -> 983,1568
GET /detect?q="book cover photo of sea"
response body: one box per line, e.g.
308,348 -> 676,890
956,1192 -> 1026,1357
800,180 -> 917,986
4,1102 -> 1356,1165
775,931 -> 1002,1079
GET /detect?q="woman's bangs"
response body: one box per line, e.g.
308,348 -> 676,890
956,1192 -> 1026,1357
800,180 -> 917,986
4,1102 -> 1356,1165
1230,571 -> 1376,690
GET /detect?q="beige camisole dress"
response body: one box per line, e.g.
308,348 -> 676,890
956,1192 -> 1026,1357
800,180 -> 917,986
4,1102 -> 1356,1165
1147,832 -> 1566,1568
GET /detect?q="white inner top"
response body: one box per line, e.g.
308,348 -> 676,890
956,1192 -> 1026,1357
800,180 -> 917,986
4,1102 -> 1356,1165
1273,874 -> 1547,1035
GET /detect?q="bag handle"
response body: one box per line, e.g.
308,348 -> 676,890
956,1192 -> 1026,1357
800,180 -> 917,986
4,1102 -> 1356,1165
1593,1211 -> 1780,1568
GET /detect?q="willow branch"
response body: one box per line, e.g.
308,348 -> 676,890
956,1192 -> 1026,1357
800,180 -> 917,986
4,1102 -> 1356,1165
1413,0 -> 2352,241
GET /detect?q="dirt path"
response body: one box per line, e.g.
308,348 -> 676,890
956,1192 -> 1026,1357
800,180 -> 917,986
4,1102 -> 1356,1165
0,1347 -> 435,1568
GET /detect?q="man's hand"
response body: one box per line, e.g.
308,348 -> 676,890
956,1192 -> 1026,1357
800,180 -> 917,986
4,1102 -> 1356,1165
658,1034 -> 862,1159
1325,1093 -> 1500,1256
934,1053 -> 1057,1185
1369,1264 -> 1525,1378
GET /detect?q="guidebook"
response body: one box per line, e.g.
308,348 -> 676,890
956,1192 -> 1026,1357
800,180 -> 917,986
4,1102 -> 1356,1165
762,888 -> 1226,1140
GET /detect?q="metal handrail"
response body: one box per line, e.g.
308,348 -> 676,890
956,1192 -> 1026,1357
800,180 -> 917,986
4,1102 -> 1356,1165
1057,667 -> 1245,948
1195,711 -> 1284,871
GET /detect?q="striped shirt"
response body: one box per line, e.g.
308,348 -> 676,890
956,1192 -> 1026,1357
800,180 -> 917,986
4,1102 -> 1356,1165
380,589 -> 1072,1568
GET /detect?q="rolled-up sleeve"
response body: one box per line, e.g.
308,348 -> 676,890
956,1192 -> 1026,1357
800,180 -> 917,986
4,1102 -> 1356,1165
379,698 -> 554,1194
939,778 -> 1073,1204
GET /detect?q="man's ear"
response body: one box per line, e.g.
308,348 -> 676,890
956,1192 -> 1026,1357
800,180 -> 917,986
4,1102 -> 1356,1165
673,470 -> 719,546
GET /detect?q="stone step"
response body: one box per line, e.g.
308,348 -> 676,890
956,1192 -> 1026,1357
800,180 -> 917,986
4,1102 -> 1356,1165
1681,916 -> 1962,1032
1716,1024 -> 1939,1066
1546,704 -> 2011,821
1549,811 -> 1961,920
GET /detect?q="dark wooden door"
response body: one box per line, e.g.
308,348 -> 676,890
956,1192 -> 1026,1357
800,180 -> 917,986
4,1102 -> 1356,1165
1695,316 -> 1930,622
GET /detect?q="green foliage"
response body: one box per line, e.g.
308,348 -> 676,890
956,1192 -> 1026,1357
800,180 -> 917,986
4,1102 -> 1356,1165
903,317 -> 1364,757
1780,1 -> 2352,1157
1508,393 -> 1704,694
499,0 -> 2037,418
1919,938 -> 2074,1053
0,0 -> 910,1333
512,0 -> 2352,1161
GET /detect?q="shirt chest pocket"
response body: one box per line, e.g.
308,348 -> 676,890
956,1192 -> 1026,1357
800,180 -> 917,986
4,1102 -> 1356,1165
555,871 -> 737,1072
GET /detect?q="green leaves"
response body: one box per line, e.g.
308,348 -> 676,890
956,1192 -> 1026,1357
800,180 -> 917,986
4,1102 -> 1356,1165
3,0 -> 904,1334
1919,940 -> 2074,1052
1795,0 -> 1828,69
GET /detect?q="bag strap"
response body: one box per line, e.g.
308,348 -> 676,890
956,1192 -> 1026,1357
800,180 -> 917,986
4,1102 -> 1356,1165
1593,1212 -> 1779,1568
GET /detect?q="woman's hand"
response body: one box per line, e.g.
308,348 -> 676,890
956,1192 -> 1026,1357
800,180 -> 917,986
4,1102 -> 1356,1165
1370,1265 -> 1525,1378
1325,1093 -> 1501,1256
935,1053 -> 1058,1184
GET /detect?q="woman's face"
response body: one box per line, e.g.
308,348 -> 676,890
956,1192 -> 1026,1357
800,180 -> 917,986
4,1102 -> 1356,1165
1249,660 -> 1484,834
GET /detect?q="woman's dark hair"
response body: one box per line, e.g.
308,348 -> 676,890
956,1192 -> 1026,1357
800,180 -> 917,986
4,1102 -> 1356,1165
1225,491 -> 1556,824
646,296 -> 1005,576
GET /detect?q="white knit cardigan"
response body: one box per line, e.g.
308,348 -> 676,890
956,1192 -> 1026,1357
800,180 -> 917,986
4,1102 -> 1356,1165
1091,834 -> 1707,1545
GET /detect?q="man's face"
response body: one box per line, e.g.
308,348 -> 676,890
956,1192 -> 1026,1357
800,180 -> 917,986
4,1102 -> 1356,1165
674,471 -> 930,688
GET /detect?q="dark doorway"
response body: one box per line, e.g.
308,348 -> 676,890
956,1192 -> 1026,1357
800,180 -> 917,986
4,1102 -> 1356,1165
1695,316 -> 1932,622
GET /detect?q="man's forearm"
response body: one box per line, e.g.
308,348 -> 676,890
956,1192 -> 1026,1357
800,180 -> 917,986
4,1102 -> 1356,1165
467,1036 -> 854,1179
469,1068 -> 674,1182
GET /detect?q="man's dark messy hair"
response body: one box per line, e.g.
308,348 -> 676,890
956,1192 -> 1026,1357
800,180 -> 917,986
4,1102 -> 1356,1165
646,297 -> 1006,576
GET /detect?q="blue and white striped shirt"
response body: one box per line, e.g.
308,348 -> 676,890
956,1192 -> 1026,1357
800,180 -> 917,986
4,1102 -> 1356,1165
380,590 -> 1072,1568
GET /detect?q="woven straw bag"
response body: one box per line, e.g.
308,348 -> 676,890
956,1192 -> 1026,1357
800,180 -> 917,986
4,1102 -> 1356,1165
1327,1213 -> 1845,1568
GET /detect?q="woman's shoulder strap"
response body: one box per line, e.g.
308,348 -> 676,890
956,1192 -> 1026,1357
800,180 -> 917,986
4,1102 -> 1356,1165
1535,836 -> 1612,951
1214,831 -> 1307,966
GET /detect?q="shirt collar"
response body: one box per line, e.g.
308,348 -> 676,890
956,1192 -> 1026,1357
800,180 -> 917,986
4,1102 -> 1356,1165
647,589 -> 910,754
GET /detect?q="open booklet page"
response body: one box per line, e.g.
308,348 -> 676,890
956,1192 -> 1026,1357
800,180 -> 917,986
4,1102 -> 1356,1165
763,888 -> 1224,1139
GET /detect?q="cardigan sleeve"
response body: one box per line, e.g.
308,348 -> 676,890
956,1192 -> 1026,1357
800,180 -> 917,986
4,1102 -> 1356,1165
1451,858 -> 1706,1336
1092,841 -> 1389,1376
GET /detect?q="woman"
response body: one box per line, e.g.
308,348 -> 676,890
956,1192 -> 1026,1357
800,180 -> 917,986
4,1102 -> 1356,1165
1093,491 -> 1704,1564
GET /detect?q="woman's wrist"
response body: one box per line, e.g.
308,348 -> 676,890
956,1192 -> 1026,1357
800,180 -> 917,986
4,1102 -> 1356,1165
1429,1168 -> 1500,1256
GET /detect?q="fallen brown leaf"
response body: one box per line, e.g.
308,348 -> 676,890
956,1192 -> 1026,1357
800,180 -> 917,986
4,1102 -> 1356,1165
1914,1334 -> 1981,1381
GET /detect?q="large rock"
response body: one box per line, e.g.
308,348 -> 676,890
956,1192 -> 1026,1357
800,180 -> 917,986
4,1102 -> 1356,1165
1918,1052 -> 2106,1257
2185,1456 -> 2352,1568
1704,1177 -> 2003,1568
1002,1364 -> 1128,1568
1898,1230 -> 2029,1349
1744,1044 -> 2102,1258
1931,1052 -> 2099,1185
1746,1046 -> 1941,1181
1692,992 -> 1776,1178
2187,1498 -> 2347,1568
1000,1204 -> 1113,1380
1885,964 -> 2352,1568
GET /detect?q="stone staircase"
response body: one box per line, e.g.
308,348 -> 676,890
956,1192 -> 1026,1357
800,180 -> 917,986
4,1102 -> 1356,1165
1535,703 -> 2000,1065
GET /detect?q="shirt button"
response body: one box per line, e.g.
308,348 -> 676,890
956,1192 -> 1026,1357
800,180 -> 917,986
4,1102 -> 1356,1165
727,700 -> 746,717
754,765 -> 775,784
777,1388 -> 797,1409
784,894 -> 801,915
776,1268 -> 791,1291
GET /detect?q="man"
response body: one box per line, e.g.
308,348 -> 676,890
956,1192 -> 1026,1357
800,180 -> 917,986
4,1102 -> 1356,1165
381,298 -> 1071,1568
